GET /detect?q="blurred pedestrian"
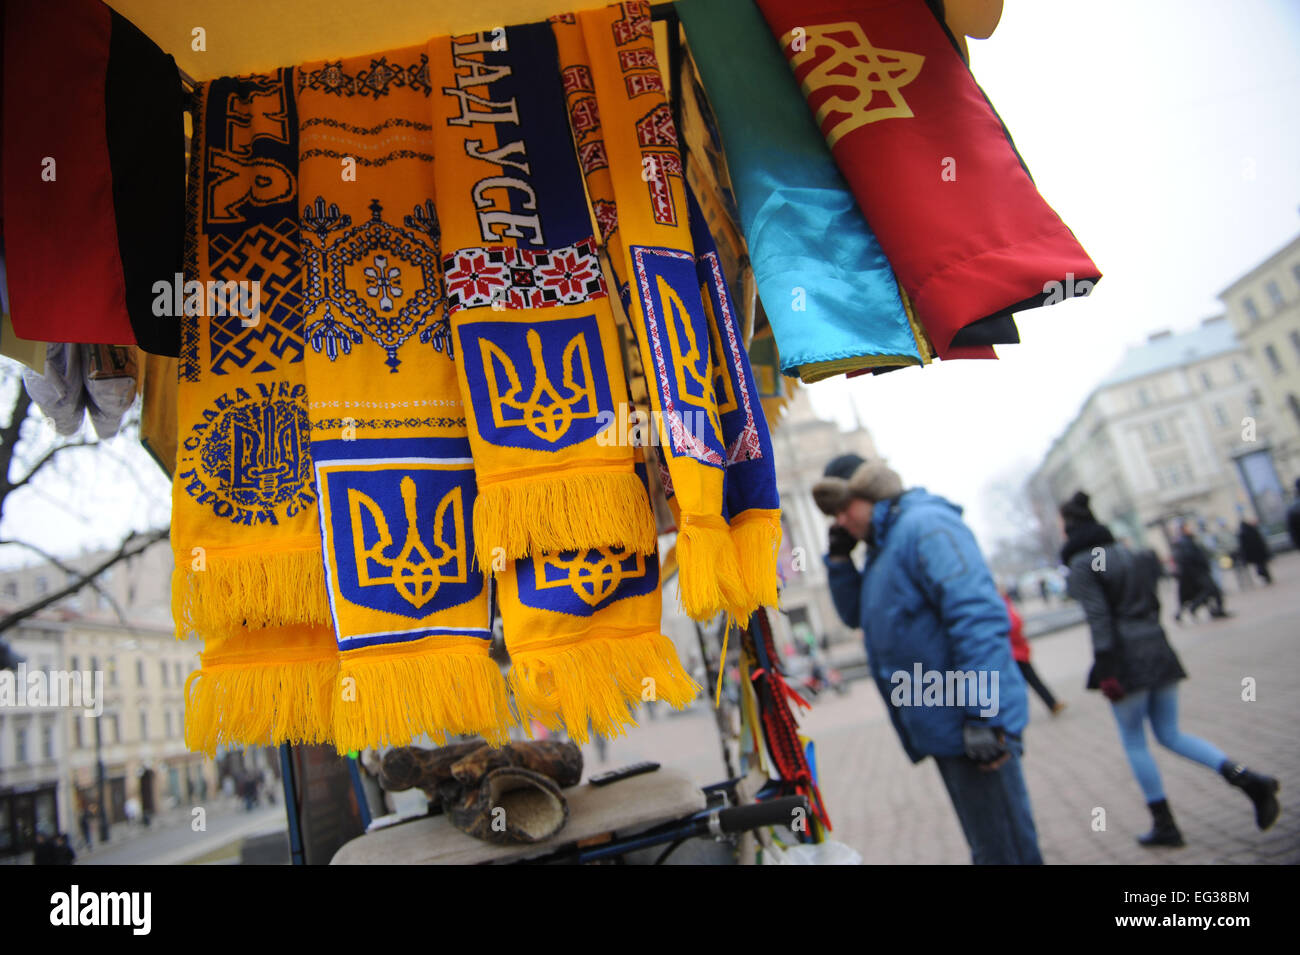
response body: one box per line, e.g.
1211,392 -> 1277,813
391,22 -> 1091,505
1237,517 -> 1272,585
79,805 -> 94,851
1002,590 -> 1065,716
1059,491 -> 1280,847
54,833 -> 76,865
1171,521 -> 1227,621
32,832 -> 53,865
815,454 -> 1040,865
1287,478 -> 1300,551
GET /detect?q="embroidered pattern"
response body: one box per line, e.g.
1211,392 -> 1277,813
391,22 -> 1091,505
311,416 -> 466,432
301,116 -> 433,135
701,251 -> 762,464
611,2 -> 653,46
302,197 -> 446,371
443,237 -> 607,315
636,105 -> 683,226
209,217 -> 304,374
297,55 -> 433,98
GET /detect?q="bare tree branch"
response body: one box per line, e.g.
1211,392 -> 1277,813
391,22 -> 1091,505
0,538 -> 135,630
0,528 -> 168,637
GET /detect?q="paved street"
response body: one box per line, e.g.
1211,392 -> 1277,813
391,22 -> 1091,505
75,801 -> 285,866
595,552 -> 1300,864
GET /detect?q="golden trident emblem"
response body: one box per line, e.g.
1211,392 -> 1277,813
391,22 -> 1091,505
783,22 -> 925,146
482,328 -> 599,443
348,478 -> 467,609
537,549 -> 646,607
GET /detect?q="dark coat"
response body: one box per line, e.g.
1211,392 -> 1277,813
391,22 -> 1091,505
1171,535 -> 1215,604
1063,523 -> 1187,695
1238,521 -> 1270,565
1288,499 -> 1300,551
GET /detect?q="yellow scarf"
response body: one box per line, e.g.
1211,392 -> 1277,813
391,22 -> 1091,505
171,69 -> 328,640
555,6 -> 747,623
296,45 -> 512,750
430,26 -> 655,568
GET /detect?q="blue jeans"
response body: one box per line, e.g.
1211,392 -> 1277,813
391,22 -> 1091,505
934,740 -> 1043,865
1110,683 -> 1228,803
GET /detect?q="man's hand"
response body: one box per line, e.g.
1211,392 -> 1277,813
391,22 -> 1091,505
828,525 -> 857,560
962,722 -> 1010,772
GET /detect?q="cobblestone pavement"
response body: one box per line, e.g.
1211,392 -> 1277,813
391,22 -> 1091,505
596,552 -> 1300,864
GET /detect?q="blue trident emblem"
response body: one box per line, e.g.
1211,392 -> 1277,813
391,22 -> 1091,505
231,400 -> 302,495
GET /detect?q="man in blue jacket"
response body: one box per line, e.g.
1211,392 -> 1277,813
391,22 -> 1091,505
813,453 -> 1042,864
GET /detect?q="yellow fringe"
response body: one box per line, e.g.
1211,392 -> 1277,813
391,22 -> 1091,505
677,518 -> 749,622
509,631 -> 700,744
171,547 -> 330,640
731,509 -> 783,611
184,656 -> 338,756
331,644 -> 515,754
473,469 -> 657,567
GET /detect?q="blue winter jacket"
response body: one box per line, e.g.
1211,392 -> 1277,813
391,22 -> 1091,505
826,488 -> 1029,762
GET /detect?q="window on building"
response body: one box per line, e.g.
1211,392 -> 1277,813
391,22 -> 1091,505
1266,280 -> 1284,309
41,725 -> 53,760
174,662 -> 183,686
107,660 -> 118,687
1213,404 -> 1229,428
1243,297 -> 1260,324
1290,330 -> 1300,360
1199,371 -> 1212,390
164,711 -> 173,738
107,714 -> 119,744
2,580 -> 16,597
1289,394 -> 1300,427
15,727 -> 28,763
160,661 -> 169,688
1264,344 -> 1284,375
1137,387 -> 1151,407
1233,360 -> 1245,381
136,659 -> 145,687
1150,421 -> 1167,444
34,576 -> 49,595
70,655 -> 79,673
73,717 -> 83,750
139,712 -> 148,741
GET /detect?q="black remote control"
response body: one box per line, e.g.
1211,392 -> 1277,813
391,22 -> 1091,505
588,761 -> 661,786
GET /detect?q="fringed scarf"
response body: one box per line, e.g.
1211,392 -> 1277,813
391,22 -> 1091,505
171,69 -> 328,641
296,45 -> 512,750
430,22 -> 655,567
557,3 -> 746,623
177,69 -> 338,754
431,21 -> 696,742
687,185 -> 782,613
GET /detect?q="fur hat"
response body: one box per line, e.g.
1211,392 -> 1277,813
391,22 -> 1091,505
812,454 -> 904,516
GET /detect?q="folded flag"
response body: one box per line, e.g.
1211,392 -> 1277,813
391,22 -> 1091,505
501,453 -> 699,741
676,0 -> 924,382
431,21 -> 655,568
297,44 -> 513,750
171,69 -> 328,644
2,0 -> 184,354
687,185 -> 782,612
568,2 -> 746,623
754,0 -> 1100,354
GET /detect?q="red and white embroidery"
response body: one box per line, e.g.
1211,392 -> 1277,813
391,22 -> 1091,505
443,237 -> 607,315
702,251 -> 762,464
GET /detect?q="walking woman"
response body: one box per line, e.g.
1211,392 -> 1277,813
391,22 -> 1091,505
1059,492 -> 1280,846
1002,589 -> 1066,716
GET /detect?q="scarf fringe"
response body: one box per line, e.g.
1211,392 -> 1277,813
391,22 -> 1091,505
677,520 -> 749,621
332,646 -> 514,754
184,657 -> 338,756
171,548 -> 330,639
731,509 -> 783,611
509,632 -> 700,744
473,470 -> 657,564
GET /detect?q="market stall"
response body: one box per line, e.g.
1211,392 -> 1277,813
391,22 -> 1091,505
2,0 -> 1098,863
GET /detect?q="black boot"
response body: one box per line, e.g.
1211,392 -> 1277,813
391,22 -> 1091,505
1220,762 -> 1281,830
1137,799 -> 1185,847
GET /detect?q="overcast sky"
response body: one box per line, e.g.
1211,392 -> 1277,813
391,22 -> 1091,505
805,0 -> 1300,550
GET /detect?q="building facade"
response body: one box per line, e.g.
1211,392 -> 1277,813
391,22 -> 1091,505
1031,316 -> 1285,559
0,541 -> 218,857
1218,230 -> 1300,519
